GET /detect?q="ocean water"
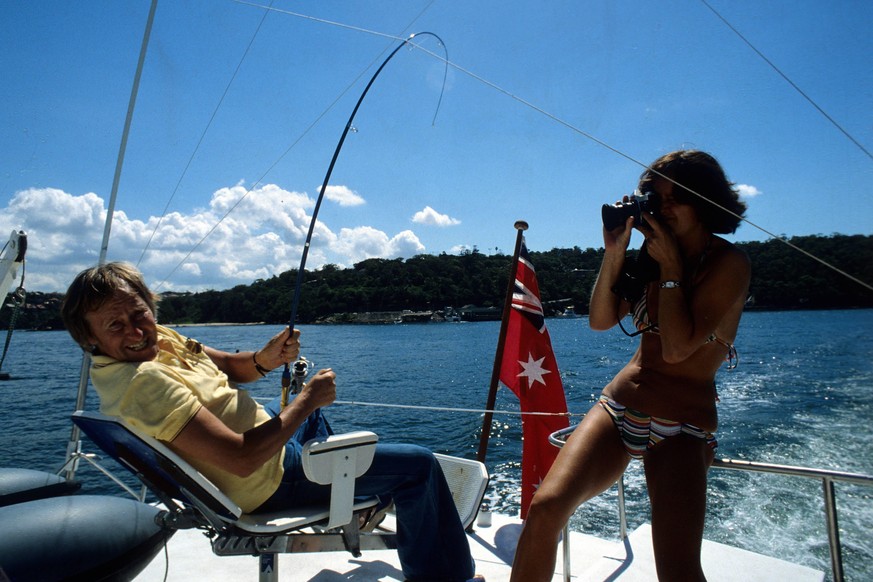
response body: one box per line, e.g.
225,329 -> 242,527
1,310 -> 871,580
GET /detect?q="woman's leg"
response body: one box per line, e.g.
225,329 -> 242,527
643,434 -> 714,582
510,404 -> 630,582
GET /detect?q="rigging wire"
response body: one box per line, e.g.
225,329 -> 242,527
227,3 -> 873,293
151,2 -> 871,294
150,1 -> 438,292
137,0 -> 278,268
699,0 -> 872,163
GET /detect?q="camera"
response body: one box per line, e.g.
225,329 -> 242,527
612,243 -> 660,304
601,189 -> 659,231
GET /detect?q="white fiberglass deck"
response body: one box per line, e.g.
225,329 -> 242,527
134,511 -> 823,581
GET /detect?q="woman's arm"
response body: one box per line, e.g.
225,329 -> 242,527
168,368 -> 337,477
589,215 -> 635,331
655,247 -> 750,363
203,327 -> 300,384
635,211 -> 751,364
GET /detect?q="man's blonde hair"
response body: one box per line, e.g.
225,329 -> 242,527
61,262 -> 159,351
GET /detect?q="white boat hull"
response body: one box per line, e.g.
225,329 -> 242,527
134,510 -> 823,581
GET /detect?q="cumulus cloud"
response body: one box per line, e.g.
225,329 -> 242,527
411,206 -> 460,227
0,184 -> 425,292
736,184 -> 762,199
333,226 -> 425,264
320,185 -> 365,207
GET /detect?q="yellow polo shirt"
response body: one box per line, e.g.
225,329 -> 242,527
90,324 -> 284,512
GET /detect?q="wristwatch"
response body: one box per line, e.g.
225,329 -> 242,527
660,280 -> 682,289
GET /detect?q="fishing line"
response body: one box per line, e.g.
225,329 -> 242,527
279,31 -> 447,405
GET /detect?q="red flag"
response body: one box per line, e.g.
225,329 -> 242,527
499,241 -> 569,519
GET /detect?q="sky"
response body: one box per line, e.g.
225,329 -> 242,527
1,0 -> 870,293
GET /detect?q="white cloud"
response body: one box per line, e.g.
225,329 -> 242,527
411,206 -> 460,227
321,185 -> 365,207
736,184 -> 762,198
0,184 -> 425,292
332,226 -> 425,265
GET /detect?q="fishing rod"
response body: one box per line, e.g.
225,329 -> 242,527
281,31 -> 447,407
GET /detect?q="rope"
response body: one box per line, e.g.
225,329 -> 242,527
333,399 -> 584,418
253,395 -> 585,418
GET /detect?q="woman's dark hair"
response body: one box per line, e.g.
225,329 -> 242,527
639,150 -> 747,234
61,262 -> 159,351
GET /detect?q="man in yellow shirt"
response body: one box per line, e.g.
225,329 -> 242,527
62,262 -> 478,581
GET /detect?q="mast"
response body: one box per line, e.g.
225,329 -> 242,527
64,0 -> 159,481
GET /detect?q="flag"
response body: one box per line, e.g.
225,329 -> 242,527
499,241 -> 569,519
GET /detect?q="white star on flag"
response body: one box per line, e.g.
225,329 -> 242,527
517,352 -> 551,387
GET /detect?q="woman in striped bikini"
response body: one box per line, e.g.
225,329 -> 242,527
511,150 -> 750,581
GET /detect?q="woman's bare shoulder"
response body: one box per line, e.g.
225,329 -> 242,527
710,238 -> 751,276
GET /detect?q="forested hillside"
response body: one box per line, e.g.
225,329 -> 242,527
6,234 -> 872,330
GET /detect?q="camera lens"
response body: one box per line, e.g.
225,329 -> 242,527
601,191 -> 657,230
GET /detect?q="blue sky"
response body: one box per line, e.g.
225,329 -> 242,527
1,1 -> 870,292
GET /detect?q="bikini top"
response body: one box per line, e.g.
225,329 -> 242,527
630,286 -> 738,369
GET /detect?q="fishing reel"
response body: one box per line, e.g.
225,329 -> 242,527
291,357 -> 310,394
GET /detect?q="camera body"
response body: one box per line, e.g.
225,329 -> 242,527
611,243 -> 660,304
601,189 -> 659,231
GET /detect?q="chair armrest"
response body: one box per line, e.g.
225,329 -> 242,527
302,431 -> 378,529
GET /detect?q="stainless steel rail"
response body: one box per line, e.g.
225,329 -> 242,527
549,426 -> 873,582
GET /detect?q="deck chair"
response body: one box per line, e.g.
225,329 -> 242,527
71,410 -> 397,582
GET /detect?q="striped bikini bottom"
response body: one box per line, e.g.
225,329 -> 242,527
598,395 -> 717,460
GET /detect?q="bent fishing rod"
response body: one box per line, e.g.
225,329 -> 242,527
281,32 -> 447,407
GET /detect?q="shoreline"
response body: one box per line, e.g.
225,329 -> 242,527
167,322 -> 267,327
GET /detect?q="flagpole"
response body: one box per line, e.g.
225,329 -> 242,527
477,220 -> 528,463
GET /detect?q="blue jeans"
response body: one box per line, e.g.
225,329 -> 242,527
257,398 -> 474,581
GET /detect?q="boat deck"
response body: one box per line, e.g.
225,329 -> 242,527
135,511 -> 824,581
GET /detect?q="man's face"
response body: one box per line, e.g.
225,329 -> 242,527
85,288 -> 159,362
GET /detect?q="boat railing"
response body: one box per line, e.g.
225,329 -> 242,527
549,426 -> 873,582
59,449 -> 149,503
